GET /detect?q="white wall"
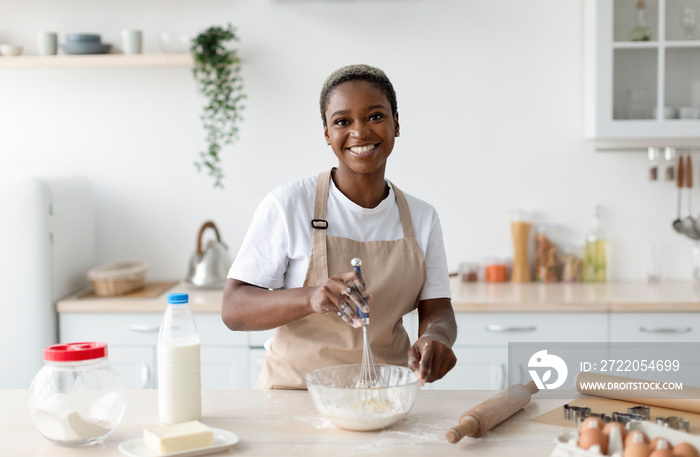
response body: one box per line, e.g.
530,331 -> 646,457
0,0 -> 695,282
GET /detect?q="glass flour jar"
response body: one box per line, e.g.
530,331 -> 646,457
28,342 -> 125,447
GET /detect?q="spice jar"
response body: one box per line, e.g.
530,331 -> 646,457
561,245 -> 584,283
28,342 -> 125,447
664,147 -> 676,181
459,262 -> 479,282
484,257 -> 508,283
648,147 -> 659,181
534,224 -> 559,283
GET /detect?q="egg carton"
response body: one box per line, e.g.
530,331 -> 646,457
549,420 -> 700,457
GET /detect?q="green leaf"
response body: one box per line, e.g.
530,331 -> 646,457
192,23 -> 245,189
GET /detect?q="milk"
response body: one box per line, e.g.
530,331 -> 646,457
158,341 -> 202,424
158,292 -> 202,425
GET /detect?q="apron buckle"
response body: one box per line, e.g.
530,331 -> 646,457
311,219 -> 328,230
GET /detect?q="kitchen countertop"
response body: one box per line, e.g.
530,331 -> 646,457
1,389 -> 572,456
57,278 -> 700,314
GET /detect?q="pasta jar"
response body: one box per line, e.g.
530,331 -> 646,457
28,342 -> 125,447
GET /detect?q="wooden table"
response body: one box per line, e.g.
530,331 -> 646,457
1,389 -> 572,456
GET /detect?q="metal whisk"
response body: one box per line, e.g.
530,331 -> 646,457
351,258 -> 384,389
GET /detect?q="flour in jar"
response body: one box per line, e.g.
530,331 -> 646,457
31,408 -> 111,442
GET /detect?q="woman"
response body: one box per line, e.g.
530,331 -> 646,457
222,64 -> 457,390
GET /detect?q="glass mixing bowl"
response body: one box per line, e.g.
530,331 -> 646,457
305,364 -> 419,431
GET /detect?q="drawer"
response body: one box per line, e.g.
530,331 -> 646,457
59,313 -> 248,346
610,313 -> 698,342
453,313 -> 608,346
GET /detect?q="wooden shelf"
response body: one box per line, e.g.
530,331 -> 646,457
0,53 -> 192,69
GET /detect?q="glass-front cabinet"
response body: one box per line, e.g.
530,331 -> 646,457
585,0 -> 700,139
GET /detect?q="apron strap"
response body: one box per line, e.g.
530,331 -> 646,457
311,169 -> 332,285
391,183 -> 416,239
311,171 -> 417,283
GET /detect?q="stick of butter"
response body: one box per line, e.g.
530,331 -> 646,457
143,421 -> 213,455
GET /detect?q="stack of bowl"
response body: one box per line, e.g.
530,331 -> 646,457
0,44 -> 23,56
61,34 -> 111,55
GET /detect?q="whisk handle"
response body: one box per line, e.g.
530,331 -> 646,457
353,265 -> 370,321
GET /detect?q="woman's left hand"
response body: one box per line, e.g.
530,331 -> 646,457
407,298 -> 458,385
407,336 -> 457,385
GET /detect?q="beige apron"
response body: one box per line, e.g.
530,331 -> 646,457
257,169 -> 427,390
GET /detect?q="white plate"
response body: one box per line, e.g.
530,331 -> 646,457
118,428 -> 239,457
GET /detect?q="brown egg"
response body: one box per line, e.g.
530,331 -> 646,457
603,421 -> 628,441
626,430 -> 650,447
624,442 -> 652,457
648,450 -> 674,457
581,416 -> 605,431
579,428 -> 608,454
650,437 -> 672,451
674,442 -> 700,457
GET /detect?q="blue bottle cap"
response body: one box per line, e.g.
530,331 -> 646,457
167,293 -> 189,304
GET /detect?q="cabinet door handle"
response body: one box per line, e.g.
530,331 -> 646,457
494,363 -> 506,390
129,324 -> 160,333
485,324 -> 537,333
639,326 -> 692,334
141,364 -> 151,389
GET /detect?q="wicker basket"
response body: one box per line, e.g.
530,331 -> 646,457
87,261 -> 148,297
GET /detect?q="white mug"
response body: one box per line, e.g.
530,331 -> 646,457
121,29 -> 143,55
37,32 -> 58,56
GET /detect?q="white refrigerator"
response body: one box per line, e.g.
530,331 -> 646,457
0,171 -> 95,388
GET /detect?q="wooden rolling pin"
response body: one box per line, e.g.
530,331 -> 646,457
445,380 -> 539,443
577,372 -> 700,414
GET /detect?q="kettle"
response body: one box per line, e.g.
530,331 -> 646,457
185,221 -> 232,288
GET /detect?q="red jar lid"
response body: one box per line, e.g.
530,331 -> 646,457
44,342 -> 108,362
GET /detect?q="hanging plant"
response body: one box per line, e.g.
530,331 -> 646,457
191,24 -> 245,188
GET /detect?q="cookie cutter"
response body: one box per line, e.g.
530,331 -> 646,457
612,412 -> 647,424
656,416 -> 690,432
627,406 -> 650,420
587,412 -> 612,424
563,404 -> 591,422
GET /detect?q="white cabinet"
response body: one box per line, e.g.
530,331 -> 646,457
430,313 -> 609,390
62,309 -> 700,391
108,346 -> 156,389
428,347 -> 508,391
609,312 -> 698,341
584,0 -> 700,139
201,346 -> 249,389
59,312 -> 252,389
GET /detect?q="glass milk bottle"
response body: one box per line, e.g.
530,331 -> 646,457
584,204 -> 608,283
158,293 -> 201,424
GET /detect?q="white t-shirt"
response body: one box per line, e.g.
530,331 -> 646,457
229,174 -> 451,301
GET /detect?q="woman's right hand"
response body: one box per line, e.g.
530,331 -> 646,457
309,270 -> 371,328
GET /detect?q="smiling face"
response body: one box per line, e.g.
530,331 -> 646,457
324,80 -> 399,178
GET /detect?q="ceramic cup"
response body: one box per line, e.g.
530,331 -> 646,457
37,32 -> 58,56
121,29 -> 143,55
0,44 -> 23,56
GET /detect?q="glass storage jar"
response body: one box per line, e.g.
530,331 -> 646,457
561,245 -> 584,283
28,342 -> 125,447
484,257 -> 508,283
